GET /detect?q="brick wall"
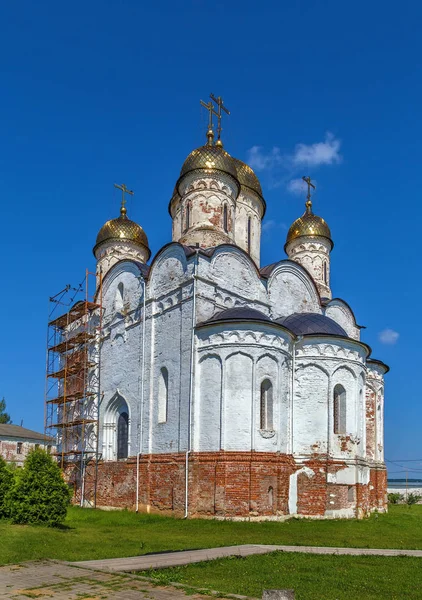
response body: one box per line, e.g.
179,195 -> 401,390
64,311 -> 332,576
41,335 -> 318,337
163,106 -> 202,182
73,452 -> 386,518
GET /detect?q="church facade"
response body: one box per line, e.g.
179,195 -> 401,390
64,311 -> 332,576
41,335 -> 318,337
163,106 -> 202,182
86,104 -> 387,519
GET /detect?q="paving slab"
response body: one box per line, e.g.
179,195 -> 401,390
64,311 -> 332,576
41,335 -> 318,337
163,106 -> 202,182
71,544 -> 422,572
0,560 -> 240,600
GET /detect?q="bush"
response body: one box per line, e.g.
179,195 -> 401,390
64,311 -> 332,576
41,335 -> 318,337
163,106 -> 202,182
7,448 -> 71,526
0,456 -> 14,518
388,492 -> 404,505
406,493 -> 422,507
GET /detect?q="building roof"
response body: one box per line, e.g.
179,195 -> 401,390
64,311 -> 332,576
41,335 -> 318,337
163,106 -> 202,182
201,307 -> 273,325
276,312 -> 347,337
0,424 -> 53,442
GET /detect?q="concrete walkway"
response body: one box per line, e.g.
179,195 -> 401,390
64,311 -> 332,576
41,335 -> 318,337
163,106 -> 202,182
72,544 -> 422,572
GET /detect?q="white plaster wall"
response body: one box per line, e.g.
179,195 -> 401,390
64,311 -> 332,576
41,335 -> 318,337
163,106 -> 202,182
195,322 -> 291,453
95,241 -> 383,484
95,240 -> 149,283
234,189 -> 263,267
99,262 -> 146,460
172,172 -> 238,248
267,262 -> 321,319
285,237 -> 331,299
324,299 -> 360,340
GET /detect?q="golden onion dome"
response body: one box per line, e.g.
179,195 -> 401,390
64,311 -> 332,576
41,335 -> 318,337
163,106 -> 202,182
285,201 -> 333,250
179,143 -> 239,186
94,205 -> 150,256
233,157 -> 265,201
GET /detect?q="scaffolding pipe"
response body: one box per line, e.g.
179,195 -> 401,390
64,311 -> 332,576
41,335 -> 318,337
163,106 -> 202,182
136,277 -> 147,512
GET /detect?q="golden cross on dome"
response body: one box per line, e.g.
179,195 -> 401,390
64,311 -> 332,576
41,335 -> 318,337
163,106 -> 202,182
114,183 -> 134,215
210,93 -> 230,142
302,176 -> 315,212
200,99 -> 218,145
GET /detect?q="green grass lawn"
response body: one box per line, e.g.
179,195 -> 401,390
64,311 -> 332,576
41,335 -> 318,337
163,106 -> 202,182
140,552 -> 422,600
0,504 -> 421,565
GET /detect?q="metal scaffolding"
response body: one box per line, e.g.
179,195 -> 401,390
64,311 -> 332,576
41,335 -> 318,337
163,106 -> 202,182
45,270 -> 103,507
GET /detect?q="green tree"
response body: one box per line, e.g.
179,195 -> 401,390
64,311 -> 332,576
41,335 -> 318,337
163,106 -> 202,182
0,456 -> 14,518
7,448 -> 71,526
0,397 -> 11,424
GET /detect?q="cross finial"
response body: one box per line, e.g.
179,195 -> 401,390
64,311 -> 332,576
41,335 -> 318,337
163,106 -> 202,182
114,183 -> 134,216
210,94 -> 230,145
302,176 -> 315,213
200,99 -> 218,146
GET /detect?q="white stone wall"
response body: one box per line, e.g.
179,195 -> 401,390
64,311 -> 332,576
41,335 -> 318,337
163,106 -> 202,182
324,299 -> 361,340
234,189 -> 263,266
171,172 -> 238,248
286,237 -> 332,299
95,240 -> 149,283
96,241 -> 383,493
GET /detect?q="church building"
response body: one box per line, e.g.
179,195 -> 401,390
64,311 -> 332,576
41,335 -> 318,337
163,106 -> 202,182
54,97 -> 388,519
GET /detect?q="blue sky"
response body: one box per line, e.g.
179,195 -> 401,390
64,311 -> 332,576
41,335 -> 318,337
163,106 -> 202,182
0,0 -> 420,474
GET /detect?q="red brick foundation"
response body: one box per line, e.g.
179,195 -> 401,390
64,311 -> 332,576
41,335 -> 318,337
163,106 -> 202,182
66,452 -> 387,518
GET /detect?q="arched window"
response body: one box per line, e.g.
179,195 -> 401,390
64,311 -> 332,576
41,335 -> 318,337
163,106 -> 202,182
247,217 -> 252,254
115,282 -> 124,312
323,261 -> 328,283
184,202 -> 191,233
158,367 -> 169,423
117,411 -> 129,459
223,204 -> 228,233
260,379 -> 273,430
333,384 -> 346,434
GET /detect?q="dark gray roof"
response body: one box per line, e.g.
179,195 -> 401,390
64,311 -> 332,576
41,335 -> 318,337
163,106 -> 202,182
0,424 -> 53,442
203,307 -> 273,325
276,313 -> 348,337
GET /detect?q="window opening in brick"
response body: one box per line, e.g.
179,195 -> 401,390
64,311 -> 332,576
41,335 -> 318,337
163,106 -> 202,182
158,367 -> 169,424
16,442 -> 23,454
348,486 -> 355,502
260,379 -> 273,430
333,384 -> 346,434
323,261 -> 327,283
268,486 -> 274,507
223,204 -> 228,233
117,411 -> 129,459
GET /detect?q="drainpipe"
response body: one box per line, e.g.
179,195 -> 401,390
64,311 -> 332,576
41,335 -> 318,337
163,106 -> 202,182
136,277 -> 147,512
184,249 -> 199,518
290,335 -> 303,455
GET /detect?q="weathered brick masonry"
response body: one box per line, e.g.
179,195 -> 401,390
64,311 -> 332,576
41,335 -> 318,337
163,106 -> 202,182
74,452 -> 387,518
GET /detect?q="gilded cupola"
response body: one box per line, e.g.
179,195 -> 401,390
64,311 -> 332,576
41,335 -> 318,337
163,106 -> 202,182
94,185 -> 151,281
285,177 -> 333,300
94,204 -> 150,255
285,199 -> 333,250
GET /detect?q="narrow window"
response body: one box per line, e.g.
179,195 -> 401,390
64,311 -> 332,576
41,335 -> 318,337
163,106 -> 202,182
247,217 -> 252,254
158,367 -> 169,423
268,486 -> 274,508
117,411 -> 129,459
185,202 -> 191,232
323,261 -> 328,283
16,442 -> 23,454
260,379 -> 273,430
348,486 -> 355,502
334,384 -> 346,434
223,204 -> 228,233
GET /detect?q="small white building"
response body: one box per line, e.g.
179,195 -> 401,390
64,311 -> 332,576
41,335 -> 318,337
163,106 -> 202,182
0,425 -> 54,466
